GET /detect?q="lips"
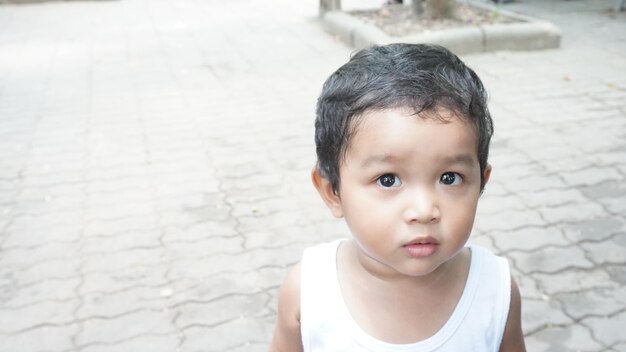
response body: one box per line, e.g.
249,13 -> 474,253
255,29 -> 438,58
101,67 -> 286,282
403,236 -> 439,257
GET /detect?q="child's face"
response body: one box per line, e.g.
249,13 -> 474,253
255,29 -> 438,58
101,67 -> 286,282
324,108 -> 489,278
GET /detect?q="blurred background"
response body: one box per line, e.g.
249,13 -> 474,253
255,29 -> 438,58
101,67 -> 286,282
0,0 -> 624,351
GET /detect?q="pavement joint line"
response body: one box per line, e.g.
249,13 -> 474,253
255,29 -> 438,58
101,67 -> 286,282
74,331 -> 180,351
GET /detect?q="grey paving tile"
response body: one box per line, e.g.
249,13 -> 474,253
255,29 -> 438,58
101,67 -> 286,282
527,323 -> 604,352
581,310 -> 626,348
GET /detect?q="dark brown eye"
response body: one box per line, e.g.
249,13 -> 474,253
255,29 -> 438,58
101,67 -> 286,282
378,174 -> 400,187
440,172 -> 461,185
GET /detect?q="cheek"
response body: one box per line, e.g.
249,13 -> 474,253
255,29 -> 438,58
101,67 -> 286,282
442,198 -> 478,234
343,201 -> 394,238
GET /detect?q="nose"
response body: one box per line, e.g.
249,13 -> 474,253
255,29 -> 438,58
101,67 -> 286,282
402,187 -> 441,224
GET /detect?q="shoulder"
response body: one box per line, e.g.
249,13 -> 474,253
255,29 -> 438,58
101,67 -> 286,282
270,263 -> 303,352
278,262 -> 302,322
499,276 -> 526,351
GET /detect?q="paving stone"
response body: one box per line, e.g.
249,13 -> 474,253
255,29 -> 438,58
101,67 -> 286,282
579,179 -> 626,200
13,193 -> 83,217
231,196 -> 301,218
539,201 -> 608,224
154,178 -> 220,199
180,316 -> 268,352
80,265 -> 169,295
539,155 -> 597,173
238,209 -> 306,233
509,245 -> 594,274
156,192 -> 225,214
164,236 -> 244,260
6,210 -> 83,239
529,323 -> 604,352
470,208 -> 546,233
79,334 -> 181,352
559,166 -> 623,187
82,248 -> 165,274
491,162 -> 547,182
20,171 -> 85,189
82,229 -> 162,255
243,216 -> 347,249
556,286 -> 626,320
611,342 -> 626,352
581,310 -> 626,347
86,189 -> 153,209
476,193 -> 528,215
491,225 -> 570,252
581,233 -> 626,265
598,197 -> 626,216
533,268 -> 618,296
0,324 -> 79,352
248,243 -> 309,271
168,253 -> 253,281
503,174 -> 571,194
0,300 -> 77,334
86,199 -> 155,222
84,215 -> 159,237
522,298 -> 573,335
85,164 -> 148,183
175,292 -> 271,329
0,277 -> 80,309
3,257 -> 82,287
161,221 -> 239,242
175,266 -> 281,302
160,203 -> 232,224
562,217 -> 626,243
76,309 -> 177,347
606,265 -> 626,286
19,181 -> 86,204
0,241 -> 81,267
516,188 -> 589,209
78,286 -> 168,320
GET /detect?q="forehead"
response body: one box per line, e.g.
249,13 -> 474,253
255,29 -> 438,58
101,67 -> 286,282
343,108 -> 479,165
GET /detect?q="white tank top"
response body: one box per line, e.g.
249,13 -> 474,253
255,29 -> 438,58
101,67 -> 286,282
300,240 -> 511,351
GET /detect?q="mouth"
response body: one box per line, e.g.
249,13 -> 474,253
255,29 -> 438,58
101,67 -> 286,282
403,236 -> 439,257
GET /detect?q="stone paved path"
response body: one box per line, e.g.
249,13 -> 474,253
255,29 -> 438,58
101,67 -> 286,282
0,0 -> 624,351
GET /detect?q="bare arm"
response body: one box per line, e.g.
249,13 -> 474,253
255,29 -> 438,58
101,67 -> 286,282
269,263 -> 304,352
499,276 -> 526,352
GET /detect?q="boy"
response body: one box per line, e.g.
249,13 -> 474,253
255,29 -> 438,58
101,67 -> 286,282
270,43 -> 525,351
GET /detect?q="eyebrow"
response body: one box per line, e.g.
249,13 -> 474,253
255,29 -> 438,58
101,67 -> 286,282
360,154 -> 398,168
360,153 -> 476,168
441,153 -> 476,167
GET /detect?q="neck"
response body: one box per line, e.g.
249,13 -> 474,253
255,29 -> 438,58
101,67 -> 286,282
345,239 -> 467,293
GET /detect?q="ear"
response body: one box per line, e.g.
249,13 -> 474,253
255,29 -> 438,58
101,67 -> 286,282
481,163 -> 492,190
311,168 -> 344,218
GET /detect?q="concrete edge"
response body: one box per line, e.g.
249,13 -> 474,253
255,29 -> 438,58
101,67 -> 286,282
401,27 -> 485,55
483,21 -> 561,51
322,11 -> 389,48
321,2 -> 561,54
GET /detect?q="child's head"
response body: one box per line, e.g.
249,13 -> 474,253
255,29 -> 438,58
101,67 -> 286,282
315,43 -> 493,194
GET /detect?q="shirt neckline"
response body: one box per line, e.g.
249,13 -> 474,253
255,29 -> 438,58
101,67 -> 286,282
330,241 -> 483,351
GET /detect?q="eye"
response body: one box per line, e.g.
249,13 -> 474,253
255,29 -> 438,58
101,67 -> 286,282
440,172 -> 462,186
377,173 -> 401,188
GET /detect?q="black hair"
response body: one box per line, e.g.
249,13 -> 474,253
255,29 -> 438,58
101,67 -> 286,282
315,43 -> 493,194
